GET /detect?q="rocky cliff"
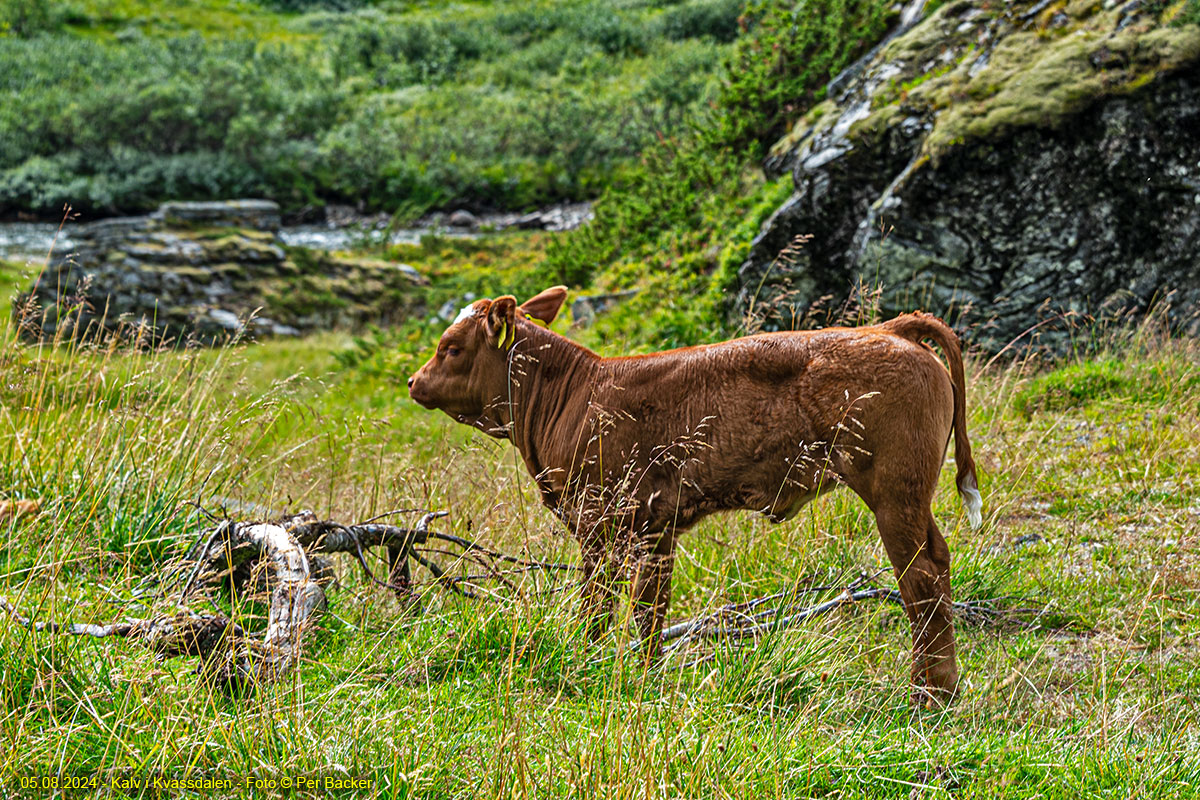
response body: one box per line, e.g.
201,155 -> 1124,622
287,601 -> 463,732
17,201 -> 427,344
738,1 -> 1200,351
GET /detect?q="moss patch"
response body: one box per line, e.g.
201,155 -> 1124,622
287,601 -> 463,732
917,23 -> 1200,160
770,0 -> 1200,166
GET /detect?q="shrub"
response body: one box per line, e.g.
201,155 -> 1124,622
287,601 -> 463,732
718,0 -> 894,150
633,40 -> 723,130
544,132 -> 745,287
0,0 -> 738,217
329,15 -> 507,86
269,0 -> 363,10
0,34 -> 341,215
544,0 -> 900,346
1174,0 -> 1200,25
658,0 -> 745,42
566,4 -> 650,55
0,0 -> 58,36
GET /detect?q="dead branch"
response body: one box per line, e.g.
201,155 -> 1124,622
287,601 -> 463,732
1,597 -> 243,657
659,577 -> 1049,654
1,507 -> 576,691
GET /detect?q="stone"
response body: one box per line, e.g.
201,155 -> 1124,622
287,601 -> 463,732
515,212 -> 545,230
435,293 -> 478,322
395,263 -> 424,283
447,209 -> 478,228
208,309 -> 241,331
155,200 -> 281,232
249,317 -> 301,337
15,200 -> 427,345
739,2 -> 1200,353
571,289 -> 639,327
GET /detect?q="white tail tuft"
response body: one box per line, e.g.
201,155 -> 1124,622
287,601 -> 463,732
963,487 -> 983,530
959,472 -> 983,530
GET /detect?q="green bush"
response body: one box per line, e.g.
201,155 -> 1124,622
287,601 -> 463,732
1175,0 -> 1200,25
718,0 -> 894,150
658,0 -> 745,42
1,1 -> 733,217
565,3 -> 650,55
544,131 -> 745,287
0,34 -> 342,215
268,0 -> 363,11
0,0 -> 58,36
544,0 -> 898,346
0,149 -> 263,215
329,14 -> 508,86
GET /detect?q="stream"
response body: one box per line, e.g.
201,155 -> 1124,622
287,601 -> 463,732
0,221 -> 465,264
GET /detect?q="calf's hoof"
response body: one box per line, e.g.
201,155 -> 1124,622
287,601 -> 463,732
911,668 -> 960,710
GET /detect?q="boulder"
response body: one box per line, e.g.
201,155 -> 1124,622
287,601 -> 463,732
738,3 -> 1200,352
447,209 -> 479,229
155,200 -> 282,231
434,293 -> 478,322
454,202 -> 594,233
16,200 -> 427,345
571,289 -> 640,327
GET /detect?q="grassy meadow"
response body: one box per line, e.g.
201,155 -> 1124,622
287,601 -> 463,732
2,236 -> 1199,796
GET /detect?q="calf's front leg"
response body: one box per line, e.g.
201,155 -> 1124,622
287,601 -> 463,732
579,542 -> 617,639
631,529 -> 677,660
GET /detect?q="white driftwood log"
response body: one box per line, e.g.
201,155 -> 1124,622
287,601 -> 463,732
3,518 -> 324,688
221,521 -> 326,684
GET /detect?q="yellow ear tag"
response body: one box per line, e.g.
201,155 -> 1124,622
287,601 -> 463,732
524,313 -> 548,328
496,321 -> 506,349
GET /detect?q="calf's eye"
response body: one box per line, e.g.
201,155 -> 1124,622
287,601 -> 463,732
446,346 -> 462,357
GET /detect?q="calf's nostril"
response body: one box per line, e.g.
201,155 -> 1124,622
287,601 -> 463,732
407,377 -> 415,389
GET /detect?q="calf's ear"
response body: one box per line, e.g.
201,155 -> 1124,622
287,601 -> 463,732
486,296 -> 518,349
520,285 -> 568,326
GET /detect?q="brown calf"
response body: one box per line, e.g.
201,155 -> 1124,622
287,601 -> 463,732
409,286 -> 982,701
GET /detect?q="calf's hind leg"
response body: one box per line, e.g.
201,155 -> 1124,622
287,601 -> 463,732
873,502 -> 959,703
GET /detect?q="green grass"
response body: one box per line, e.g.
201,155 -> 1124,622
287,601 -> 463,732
0,258 -> 29,306
2,292 -> 1199,797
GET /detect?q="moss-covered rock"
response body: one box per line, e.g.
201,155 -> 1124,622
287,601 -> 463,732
15,200 -> 427,344
742,1 -> 1200,351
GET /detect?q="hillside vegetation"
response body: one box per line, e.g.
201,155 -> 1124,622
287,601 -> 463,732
0,0 -> 739,219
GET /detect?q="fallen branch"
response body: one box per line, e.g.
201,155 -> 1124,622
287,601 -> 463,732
6,517 -> 324,687
1,597 -> 242,656
2,507 -> 576,690
659,576 -> 1049,654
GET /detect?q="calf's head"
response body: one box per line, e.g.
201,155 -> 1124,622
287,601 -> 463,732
408,286 -> 568,432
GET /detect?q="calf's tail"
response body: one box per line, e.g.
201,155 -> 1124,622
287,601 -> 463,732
881,312 -> 983,530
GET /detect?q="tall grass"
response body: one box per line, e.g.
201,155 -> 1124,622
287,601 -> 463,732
2,308 -> 1199,797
